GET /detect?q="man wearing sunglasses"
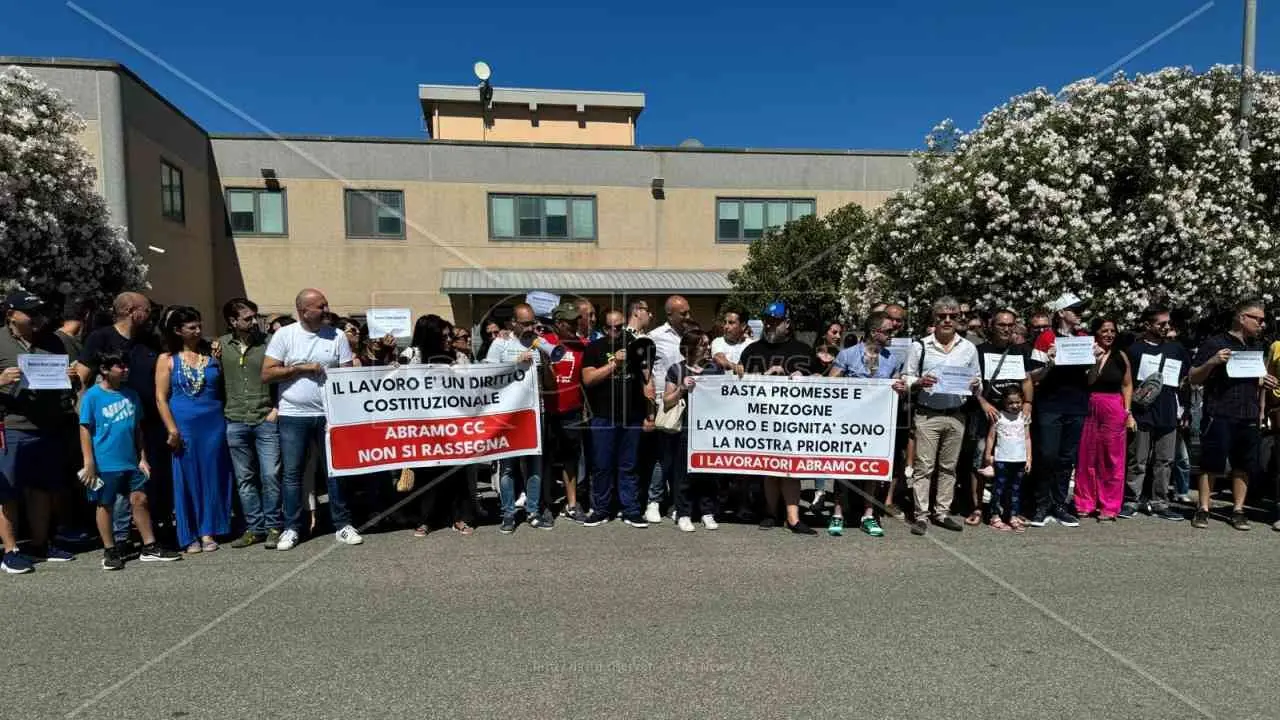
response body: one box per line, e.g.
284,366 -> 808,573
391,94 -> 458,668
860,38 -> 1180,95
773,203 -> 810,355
1188,299 -> 1278,530
902,297 -> 982,535
1122,306 -> 1189,521
581,309 -> 655,527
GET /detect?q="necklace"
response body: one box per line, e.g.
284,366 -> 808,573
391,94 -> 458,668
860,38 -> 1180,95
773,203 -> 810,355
178,352 -> 209,397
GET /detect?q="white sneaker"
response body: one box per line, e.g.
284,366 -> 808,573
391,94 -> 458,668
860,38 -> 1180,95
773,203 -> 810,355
515,492 -> 527,509
701,514 -> 719,530
276,529 -> 299,551
335,525 -> 364,545
644,502 -> 662,524
677,516 -> 696,532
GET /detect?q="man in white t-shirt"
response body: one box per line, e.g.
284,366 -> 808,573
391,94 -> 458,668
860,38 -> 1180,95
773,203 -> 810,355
711,307 -> 753,373
261,288 -> 359,551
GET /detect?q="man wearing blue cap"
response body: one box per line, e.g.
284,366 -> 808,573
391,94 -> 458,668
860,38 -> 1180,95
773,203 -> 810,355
737,301 -> 820,534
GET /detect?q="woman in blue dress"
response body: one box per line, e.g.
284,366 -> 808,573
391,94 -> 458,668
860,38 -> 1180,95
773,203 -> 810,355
156,306 -> 231,553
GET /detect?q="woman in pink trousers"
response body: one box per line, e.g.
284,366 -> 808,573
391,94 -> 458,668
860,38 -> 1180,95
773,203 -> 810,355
1075,317 -> 1134,521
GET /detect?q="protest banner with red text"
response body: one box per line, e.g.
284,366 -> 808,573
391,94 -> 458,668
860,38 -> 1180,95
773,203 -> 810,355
323,363 -> 541,476
687,375 -> 897,481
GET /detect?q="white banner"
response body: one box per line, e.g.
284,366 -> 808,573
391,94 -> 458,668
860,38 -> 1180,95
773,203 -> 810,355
323,364 -> 541,476
687,375 -> 898,480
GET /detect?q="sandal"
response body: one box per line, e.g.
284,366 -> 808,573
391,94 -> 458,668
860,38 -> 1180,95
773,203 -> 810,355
1010,517 -> 1027,534
202,539 -> 219,552
453,522 -> 474,536
989,517 -> 1012,532
184,542 -> 202,554
413,525 -> 428,538
965,510 -> 983,526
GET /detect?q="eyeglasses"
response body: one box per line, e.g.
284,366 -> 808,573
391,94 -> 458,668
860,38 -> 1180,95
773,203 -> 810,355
605,324 -> 625,332
455,334 -> 471,342
516,320 -> 537,327
935,313 -> 960,320
994,322 -> 1016,328
1243,313 -> 1266,323
1031,324 -> 1050,332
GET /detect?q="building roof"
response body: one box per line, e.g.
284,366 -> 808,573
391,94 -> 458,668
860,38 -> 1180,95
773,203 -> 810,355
441,268 -> 733,295
419,84 -> 645,114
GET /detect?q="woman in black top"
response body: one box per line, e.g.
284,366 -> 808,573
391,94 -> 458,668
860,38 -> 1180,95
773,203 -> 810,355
402,314 -> 476,536
1075,317 -> 1133,521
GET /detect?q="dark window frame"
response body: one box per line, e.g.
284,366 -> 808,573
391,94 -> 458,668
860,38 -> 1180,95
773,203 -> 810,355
225,187 -> 289,237
488,193 -> 597,242
344,189 -> 406,240
714,197 -> 817,243
160,159 -> 185,224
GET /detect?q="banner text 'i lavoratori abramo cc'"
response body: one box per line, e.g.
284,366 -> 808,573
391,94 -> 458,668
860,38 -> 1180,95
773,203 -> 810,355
323,364 -> 541,476
687,376 -> 898,480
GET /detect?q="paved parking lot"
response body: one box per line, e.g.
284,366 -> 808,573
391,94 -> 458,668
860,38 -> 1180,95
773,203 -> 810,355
8,504 -> 1278,720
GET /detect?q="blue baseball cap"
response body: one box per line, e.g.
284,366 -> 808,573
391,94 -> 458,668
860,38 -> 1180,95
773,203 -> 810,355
762,301 -> 788,320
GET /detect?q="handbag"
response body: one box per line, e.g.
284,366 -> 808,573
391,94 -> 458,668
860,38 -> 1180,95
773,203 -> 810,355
654,364 -> 687,433
1132,353 -> 1166,408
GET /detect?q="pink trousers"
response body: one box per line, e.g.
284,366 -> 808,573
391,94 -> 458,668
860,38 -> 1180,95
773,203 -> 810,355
1075,392 -> 1127,517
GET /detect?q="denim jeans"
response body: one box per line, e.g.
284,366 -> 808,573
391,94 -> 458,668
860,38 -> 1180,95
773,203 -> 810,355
226,420 -> 283,534
1033,410 -> 1085,517
498,455 -> 544,519
278,415 -> 350,533
589,417 -> 642,518
989,461 -> 1025,520
1173,429 -> 1191,495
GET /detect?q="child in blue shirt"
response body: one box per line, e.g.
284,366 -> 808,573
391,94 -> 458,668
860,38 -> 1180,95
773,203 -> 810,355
79,350 -> 181,570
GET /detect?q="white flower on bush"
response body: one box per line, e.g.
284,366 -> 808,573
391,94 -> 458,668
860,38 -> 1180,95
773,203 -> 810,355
842,65 -> 1280,325
0,66 -> 147,306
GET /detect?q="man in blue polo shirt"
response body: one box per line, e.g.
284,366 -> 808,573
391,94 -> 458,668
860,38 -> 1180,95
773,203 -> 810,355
1188,299 -> 1278,530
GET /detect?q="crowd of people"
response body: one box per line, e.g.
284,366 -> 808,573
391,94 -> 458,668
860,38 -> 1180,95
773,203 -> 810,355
1,283 -> 1278,574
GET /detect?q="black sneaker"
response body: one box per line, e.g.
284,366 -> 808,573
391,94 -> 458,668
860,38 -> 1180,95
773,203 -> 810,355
758,516 -> 778,530
499,516 -> 517,534
1053,509 -> 1081,528
909,520 -> 928,536
1028,512 -> 1051,528
116,539 -> 140,560
101,547 -> 124,571
530,511 -> 555,530
623,515 -> 649,528
1117,502 -> 1138,519
933,515 -> 963,532
139,544 -> 182,562
1231,511 -> 1251,531
1151,506 -> 1184,521
785,520 -> 817,535
582,510 -> 610,527
1191,509 -> 1209,528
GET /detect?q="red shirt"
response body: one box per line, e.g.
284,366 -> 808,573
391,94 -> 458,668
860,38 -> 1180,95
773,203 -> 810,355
541,331 -> 584,415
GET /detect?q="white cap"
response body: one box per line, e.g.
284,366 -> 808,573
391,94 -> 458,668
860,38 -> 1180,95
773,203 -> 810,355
1047,292 -> 1087,313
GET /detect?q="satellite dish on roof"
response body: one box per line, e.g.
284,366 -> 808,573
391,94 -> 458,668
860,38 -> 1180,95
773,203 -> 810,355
679,138 -> 704,147
474,61 -> 492,81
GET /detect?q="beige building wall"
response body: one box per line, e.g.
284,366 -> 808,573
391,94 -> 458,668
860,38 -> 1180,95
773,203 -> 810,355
75,122 -> 105,195
220,177 -> 893,326
432,102 -> 636,145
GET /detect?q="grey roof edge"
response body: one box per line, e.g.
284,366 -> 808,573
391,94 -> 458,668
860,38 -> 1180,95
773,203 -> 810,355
440,268 -> 735,295
208,132 -> 915,157
0,55 -> 208,136
419,84 -> 646,111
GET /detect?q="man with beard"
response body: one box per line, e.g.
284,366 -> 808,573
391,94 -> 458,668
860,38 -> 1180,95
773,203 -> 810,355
1188,299 -> 1277,530
76,292 -> 167,549
581,309 -> 655,527
737,301 -> 819,535
0,292 -> 80,572
972,309 -> 1035,525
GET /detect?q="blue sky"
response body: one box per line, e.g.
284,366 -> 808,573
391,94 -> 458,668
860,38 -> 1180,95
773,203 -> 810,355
4,1 -> 1274,150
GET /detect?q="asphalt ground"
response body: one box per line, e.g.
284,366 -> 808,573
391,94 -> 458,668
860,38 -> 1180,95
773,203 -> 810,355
6,496 -> 1280,720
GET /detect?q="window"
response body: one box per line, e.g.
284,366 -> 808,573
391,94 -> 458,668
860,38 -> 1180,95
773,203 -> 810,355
161,160 -> 184,223
716,198 -> 816,242
226,188 -> 288,236
345,189 -> 405,239
489,194 -> 596,241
